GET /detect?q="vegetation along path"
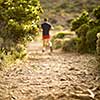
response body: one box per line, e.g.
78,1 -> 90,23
0,39 -> 100,100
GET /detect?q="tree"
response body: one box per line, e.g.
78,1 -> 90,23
0,0 -> 42,62
71,6 -> 100,53
0,0 -> 42,42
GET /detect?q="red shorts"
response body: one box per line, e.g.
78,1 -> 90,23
43,35 -> 50,39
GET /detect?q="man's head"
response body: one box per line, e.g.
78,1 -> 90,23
44,18 -> 48,22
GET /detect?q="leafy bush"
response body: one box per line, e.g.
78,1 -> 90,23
52,31 -> 74,40
76,24 -> 89,37
88,19 -> 96,28
53,39 -> 63,49
75,24 -> 89,53
62,37 -> 81,52
77,37 -> 88,53
86,26 -> 100,52
51,32 -> 67,45
93,6 -> 100,19
51,31 -> 75,49
0,0 -> 42,43
71,11 -> 89,31
0,0 -> 42,65
55,32 -> 67,39
54,25 -> 64,30
71,6 -> 100,54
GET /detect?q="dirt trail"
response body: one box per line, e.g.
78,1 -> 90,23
0,40 -> 100,100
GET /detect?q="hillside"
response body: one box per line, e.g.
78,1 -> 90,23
40,0 -> 100,30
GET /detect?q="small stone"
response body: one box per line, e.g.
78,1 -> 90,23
69,67 -> 75,71
60,78 -> 66,81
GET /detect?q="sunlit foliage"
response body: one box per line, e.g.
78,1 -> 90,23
0,0 -> 42,65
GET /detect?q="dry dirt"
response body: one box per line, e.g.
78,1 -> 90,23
0,40 -> 100,100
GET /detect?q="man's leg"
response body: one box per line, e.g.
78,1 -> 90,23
49,40 -> 53,52
42,39 -> 46,52
42,38 -> 53,52
47,39 -> 53,52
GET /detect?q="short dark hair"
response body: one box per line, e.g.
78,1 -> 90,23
44,18 -> 48,21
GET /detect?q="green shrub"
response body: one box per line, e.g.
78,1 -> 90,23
88,19 -> 96,28
71,6 -> 100,54
73,24 -> 89,53
76,24 -> 89,37
53,39 -> 63,49
51,32 -> 67,45
55,32 -> 67,39
51,31 -> 75,49
54,25 -> 64,30
93,6 -> 100,19
53,31 -> 74,39
71,11 -> 89,31
62,37 -> 81,52
15,44 -> 27,59
0,0 -> 42,66
86,26 -> 100,52
77,37 -> 88,53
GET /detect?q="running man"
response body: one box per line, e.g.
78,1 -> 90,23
41,18 -> 53,52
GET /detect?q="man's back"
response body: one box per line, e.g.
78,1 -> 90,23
41,22 -> 51,35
